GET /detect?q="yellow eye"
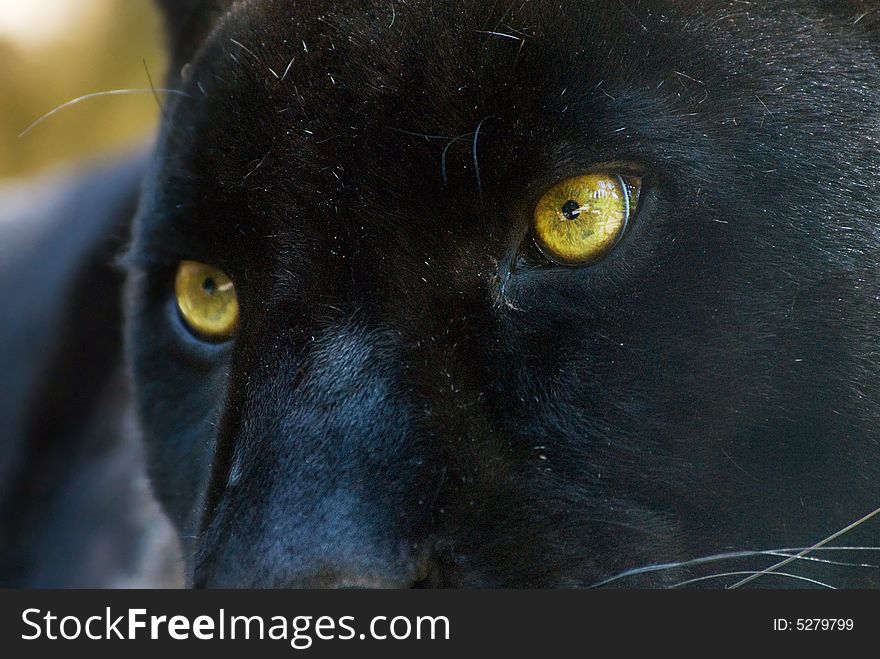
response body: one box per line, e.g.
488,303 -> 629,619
533,173 -> 641,266
174,260 -> 239,340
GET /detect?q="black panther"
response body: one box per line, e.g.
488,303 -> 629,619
1,0 -> 879,588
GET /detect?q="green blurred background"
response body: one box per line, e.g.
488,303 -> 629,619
0,0 -> 165,179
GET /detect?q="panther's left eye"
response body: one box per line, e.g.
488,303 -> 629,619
533,173 -> 642,266
174,261 -> 239,341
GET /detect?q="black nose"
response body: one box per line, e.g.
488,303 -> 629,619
190,485 -> 432,588
193,567 -> 424,589
191,498 -> 430,589
192,556 -> 427,589
189,323 -> 437,589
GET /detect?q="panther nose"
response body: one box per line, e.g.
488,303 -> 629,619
190,323 -> 436,589
193,569 -> 423,590
267,560 -> 430,589
290,574 -> 421,589
190,454 -> 432,589
191,504 -> 430,588
192,553 -> 427,589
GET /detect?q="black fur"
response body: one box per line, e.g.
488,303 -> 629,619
3,0 -> 880,588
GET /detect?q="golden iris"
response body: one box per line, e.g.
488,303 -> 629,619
174,260 -> 239,340
533,173 -> 641,266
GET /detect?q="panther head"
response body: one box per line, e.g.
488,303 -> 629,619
126,0 -> 880,587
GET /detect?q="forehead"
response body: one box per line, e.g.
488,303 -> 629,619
197,0 -> 670,101
145,0 -> 789,253
164,0 -> 723,165
141,0 -> 778,273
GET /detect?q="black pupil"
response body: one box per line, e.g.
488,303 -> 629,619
202,277 -> 217,295
561,199 -> 581,220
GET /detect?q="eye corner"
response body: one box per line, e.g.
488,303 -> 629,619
620,174 -> 643,208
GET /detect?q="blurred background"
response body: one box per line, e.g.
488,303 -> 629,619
0,0 -> 165,180
0,1 -> 180,589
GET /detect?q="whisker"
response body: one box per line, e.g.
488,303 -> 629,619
143,59 -> 170,126
728,505 -> 880,589
670,571 -> 836,590
589,545 -> 880,588
802,546 -> 880,551
19,88 -> 192,137
472,116 -> 493,199
766,551 -> 880,569
589,550 -> 769,588
442,133 -> 473,186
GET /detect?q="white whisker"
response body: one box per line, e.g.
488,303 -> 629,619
670,571 -> 836,589
589,545 -> 880,588
728,505 -> 880,589
589,550 -> 762,588
766,551 -> 880,569
19,88 -> 192,137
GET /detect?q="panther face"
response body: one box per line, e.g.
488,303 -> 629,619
126,0 -> 880,587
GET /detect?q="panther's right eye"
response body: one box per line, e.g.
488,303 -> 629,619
174,260 -> 239,341
532,172 -> 641,267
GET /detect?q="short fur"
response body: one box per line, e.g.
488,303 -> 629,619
3,0 -> 880,588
